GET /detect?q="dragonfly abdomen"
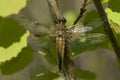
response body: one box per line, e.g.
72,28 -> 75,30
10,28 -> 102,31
56,36 -> 65,72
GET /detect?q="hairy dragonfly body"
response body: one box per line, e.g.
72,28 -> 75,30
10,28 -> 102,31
17,14 -> 106,75
48,18 -> 105,72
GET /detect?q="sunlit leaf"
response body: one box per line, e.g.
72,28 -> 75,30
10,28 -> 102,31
111,22 -> 120,46
105,8 -> 120,47
111,21 -> 120,35
0,17 -> 27,48
70,33 -> 108,56
101,0 -> 109,3
0,46 -> 33,75
63,11 -> 77,26
105,8 -> 120,26
0,0 -> 27,17
75,69 -> 96,79
0,17 -> 29,62
0,31 -> 29,62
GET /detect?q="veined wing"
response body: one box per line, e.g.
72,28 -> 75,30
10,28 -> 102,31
67,24 -> 93,33
13,15 -> 50,37
14,15 -> 58,64
67,24 -> 107,56
67,25 -> 92,40
67,23 -> 104,40
12,15 -> 52,51
68,33 -> 107,56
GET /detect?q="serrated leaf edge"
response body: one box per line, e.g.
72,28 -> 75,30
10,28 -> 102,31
0,31 -> 29,62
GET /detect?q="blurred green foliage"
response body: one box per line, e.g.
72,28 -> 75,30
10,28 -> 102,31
0,46 -> 33,74
0,17 -> 31,62
0,0 -> 120,80
108,0 -> 120,12
75,69 -> 96,79
30,66 -> 59,80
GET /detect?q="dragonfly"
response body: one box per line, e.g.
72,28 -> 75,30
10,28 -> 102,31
45,2 -> 107,78
16,14 -> 106,70
14,12 -> 107,80
14,1 -> 108,80
51,19 -> 106,72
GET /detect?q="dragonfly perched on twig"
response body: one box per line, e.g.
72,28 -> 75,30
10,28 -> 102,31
14,1 -> 107,80
45,2 -> 107,79
15,12 -> 106,80
49,18 -> 106,72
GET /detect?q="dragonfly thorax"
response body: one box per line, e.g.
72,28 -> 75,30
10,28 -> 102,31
56,29 -> 66,36
55,24 -> 66,36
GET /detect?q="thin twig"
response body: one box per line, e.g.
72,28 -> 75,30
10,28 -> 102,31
73,0 -> 88,25
93,0 -> 120,61
47,0 -> 66,24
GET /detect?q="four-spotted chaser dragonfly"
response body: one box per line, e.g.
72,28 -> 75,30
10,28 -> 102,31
16,14 -> 106,72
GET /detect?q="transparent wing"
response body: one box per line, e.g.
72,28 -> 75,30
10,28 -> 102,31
67,23 -> 101,36
68,33 -> 108,56
67,25 -> 93,34
13,15 -> 50,37
67,21 -> 106,38
12,15 -> 52,53
71,33 -> 106,44
69,33 -> 107,56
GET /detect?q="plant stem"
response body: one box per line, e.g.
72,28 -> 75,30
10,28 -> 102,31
93,0 -> 120,61
73,0 -> 88,25
46,0 -> 75,80
47,0 -> 65,24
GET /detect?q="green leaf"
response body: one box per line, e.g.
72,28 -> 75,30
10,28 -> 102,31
101,0 -> 109,3
44,39 -> 58,65
105,8 -> 120,48
70,33 -> 108,56
38,72 -> 59,80
0,17 -> 27,47
108,0 -> 120,12
38,34 -> 57,65
33,72 -> 59,80
75,69 -> 96,79
111,22 -> 120,46
82,10 -> 103,28
0,46 -> 33,75
105,8 -> 120,26
68,10 -> 111,56
69,10 -> 109,56
30,66 -> 48,78
0,0 -> 27,17
0,17 -> 29,62
30,66 -> 59,80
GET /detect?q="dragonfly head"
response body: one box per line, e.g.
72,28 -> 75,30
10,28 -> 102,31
54,17 -> 66,24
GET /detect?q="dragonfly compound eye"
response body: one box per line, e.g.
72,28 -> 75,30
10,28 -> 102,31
54,17 -> 66,24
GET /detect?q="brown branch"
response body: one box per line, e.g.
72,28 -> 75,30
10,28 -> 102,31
47,0 -> 66,24
46,0 -> 75,80
63,41 -> 76,80
93,0 -> 120,61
